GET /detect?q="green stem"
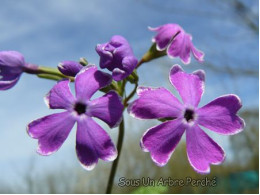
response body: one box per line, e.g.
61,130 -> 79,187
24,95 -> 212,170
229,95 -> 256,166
136,54 -> 149,68
124,82 -> 138,106
37,66 -> 74,80
105,79 -> 127,194
37,74 -> 65,81
106,118 -> 125,194
23,65 -> 74,81
119,80 -> 127,97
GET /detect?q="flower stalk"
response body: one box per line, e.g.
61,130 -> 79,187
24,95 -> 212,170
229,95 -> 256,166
105,118 -> 125,194
37,73 -> 65,81
23,64 -> 74,81
124,82 -> 138,107
106,77 -> 134,194
136,43 -> 166,68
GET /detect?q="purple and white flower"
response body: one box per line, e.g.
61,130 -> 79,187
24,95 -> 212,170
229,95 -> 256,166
27,65 -> 124,170
128,65 -> 245,174
96,35 -> 138,81
149,24 -> 204,64
0,51 -> 26,90
58,60 -> 83,77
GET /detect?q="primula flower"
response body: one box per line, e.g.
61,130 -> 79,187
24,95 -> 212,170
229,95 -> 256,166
0,51 -> 26,90
96,35 -> 138,81
128,65 -> 244,174
58,60 -> 83,77
149,24 -> 204,64
27,65 -> 124,170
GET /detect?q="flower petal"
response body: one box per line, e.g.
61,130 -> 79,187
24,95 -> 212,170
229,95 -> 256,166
27,111 -> 76,155
141,119 -> 186,166
191,44 -> 204,62
186,125 -> 225,174
0,51 -> 24,90
0,51 -> 25,68
0,76 -> 20,90
149,24 -> 182,51
112,68 -> 126,81
96,43 -> 113,69
76,117 -> 117,170
45,79 -> 75,110
122,56 -> 138,73
58,61 -> 82,77
169,65 -> 205,107
167,31 -> 192,64
112,56 -> 137,81
0,64 -> 22,80
197,95 -> 245,135
75,65 -> 112,100
88,91 -> 124,128
128,86 -> 183,119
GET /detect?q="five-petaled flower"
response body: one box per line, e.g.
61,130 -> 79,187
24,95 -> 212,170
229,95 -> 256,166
0,51 -> 26,90
149,24 -> 204,64
27,65 -> 124,170
96,35 -> 138,81
128,65 -> 245,174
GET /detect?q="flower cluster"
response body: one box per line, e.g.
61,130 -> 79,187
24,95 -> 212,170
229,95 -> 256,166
0,23 -> 245,175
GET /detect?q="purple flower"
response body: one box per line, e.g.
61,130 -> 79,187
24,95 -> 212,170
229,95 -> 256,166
58,60 -> 83,77
96,35 -> 138,81
149,24 -> 204,64
128,65 -> 244,174
27,65 -> 124,170
0,51 -> 26,90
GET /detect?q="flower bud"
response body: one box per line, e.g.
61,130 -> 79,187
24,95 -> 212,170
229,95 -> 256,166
58,60 -> 83,77
0,51 -> 25,90
96,35 -> 138,81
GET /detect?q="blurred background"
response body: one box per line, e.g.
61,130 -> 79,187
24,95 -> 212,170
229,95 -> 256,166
0,0 -> 258,193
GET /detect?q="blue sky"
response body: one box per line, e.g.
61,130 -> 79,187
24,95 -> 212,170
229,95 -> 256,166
0,0 -> 258,187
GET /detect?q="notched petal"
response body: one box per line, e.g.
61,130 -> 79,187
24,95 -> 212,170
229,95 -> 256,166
186,125 -> 225,174
129,86 -> 183,119
76,117 -> 117,170
192,69 -> 205,82
169,64 -> 205,107
45,79 -> 75,110
140,119 -> 186,166
88,90 -> 124,128
27,111 -> 75,156
75,65 -> 112,100
197,94 -> 245,135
